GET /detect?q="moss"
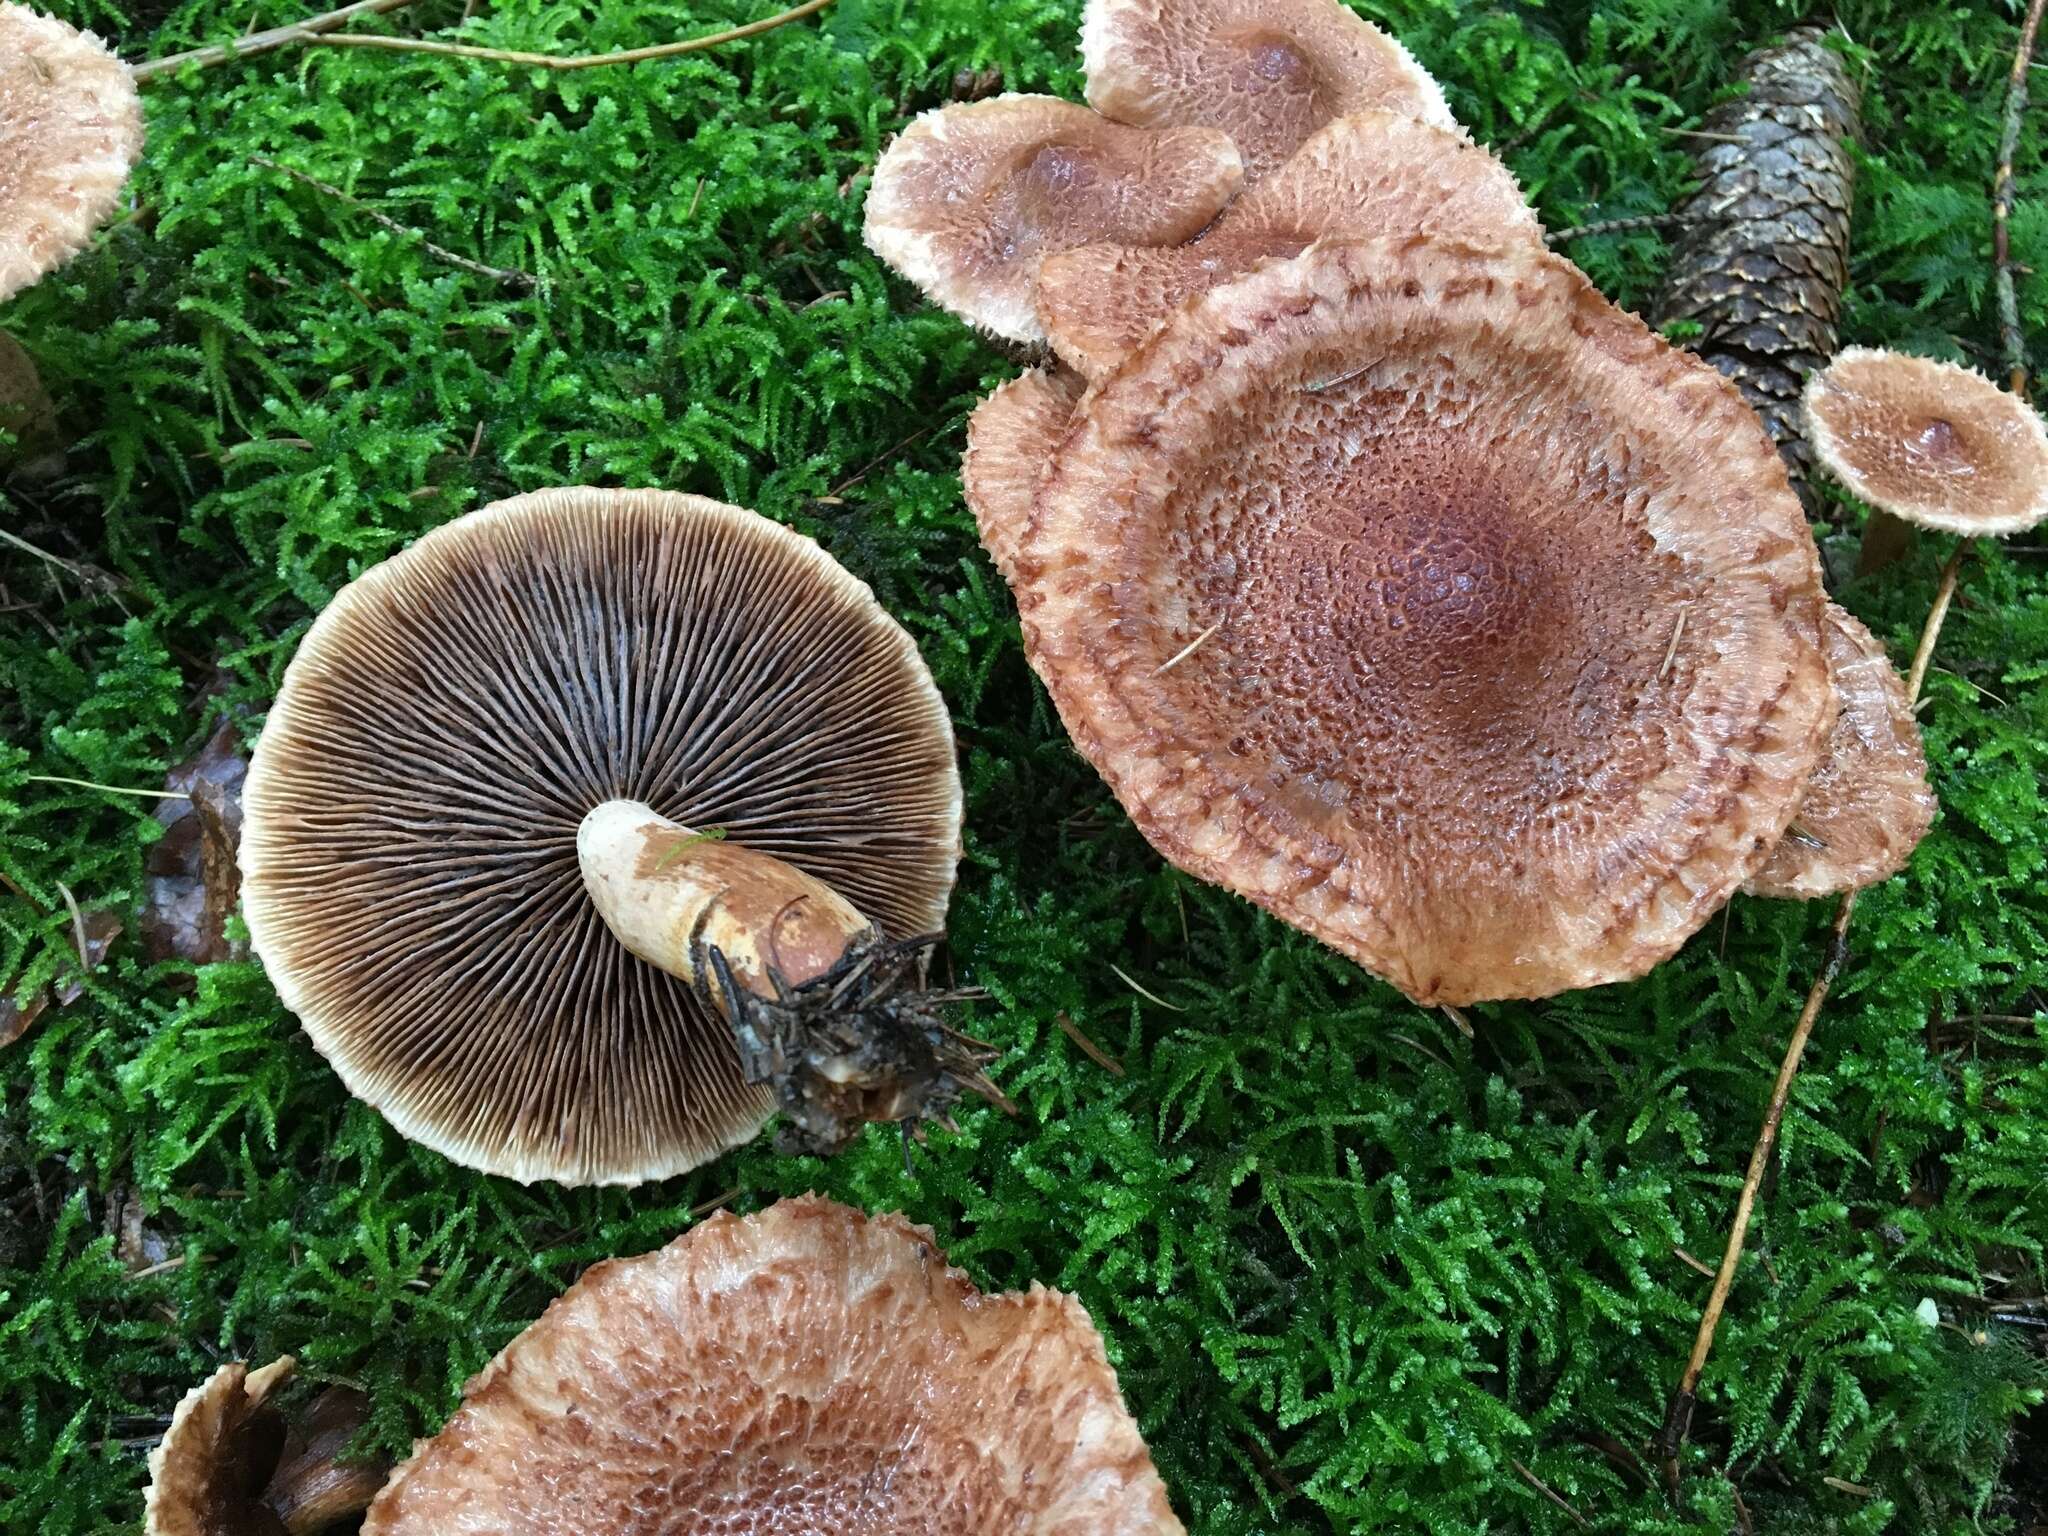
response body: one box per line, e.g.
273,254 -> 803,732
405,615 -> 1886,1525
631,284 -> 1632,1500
3,0 -> 2045,1530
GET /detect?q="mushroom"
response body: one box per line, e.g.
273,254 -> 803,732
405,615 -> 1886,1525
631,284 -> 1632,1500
1802,346 -> 2048,536
1037,110 -> 1540,382
364,1196 -> 1185,1535
1745,601 -> 1935,900
963,365 -> 1085,580
240,489 -> 972,1185
863,93 -> 1244,344
145,1357 -> 387,1536
1009,237 -> 1831,1004
1081,0 -> 1455,180
0,2 -> 144,303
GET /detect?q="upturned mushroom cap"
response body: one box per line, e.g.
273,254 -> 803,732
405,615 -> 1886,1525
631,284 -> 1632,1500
1011,237 -> 1830,1003
1038,111 -> 1539,381
241,489 -> 962,1186
863,94 -> 1244,343
1803,346 -> 2048,535
963,366 -> 1085,580
1081,0 -> 1454,180
144,1357 -> 298,1536
0,3 -> 143,303
1745,602 -> 1935,899
365,1196 -> 1185,1535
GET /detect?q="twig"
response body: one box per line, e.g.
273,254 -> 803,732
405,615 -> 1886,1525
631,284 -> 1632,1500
1155,617 -> 1225,674
1108,964 -> 1185,1012
298,0 -> 833,70
23,774 -> 190,801
1994,0 -> 2048,395
1511,1458 -> 1589,1528
1659,604 -> 1690,680
1658,540 -> 1968,1484
1548,212 -> 1707,246
55,881 -> 89,974
1439,1002 -> 1474,1039
132,0 -> 423,81
0,529 -> 124,594
1055,1012 -> 1126,1076
1673,1245 -> 1716,1278
249,156 -> 538,287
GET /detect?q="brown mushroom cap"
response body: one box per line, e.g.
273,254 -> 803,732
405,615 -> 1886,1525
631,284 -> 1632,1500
1038,111 -> 1539,382
1803,346 -> 2048,535
0,3 -> 143,303
863,94 -> 1244,343
963,366 -> 1085,580
1010,237 -> 1830,1003
1745,601 -> 1936,899
365,1196 -> 1185,1535
1081,0 -> 1454,180
144,1357 -> 297,1536
241,489 -> 962,1186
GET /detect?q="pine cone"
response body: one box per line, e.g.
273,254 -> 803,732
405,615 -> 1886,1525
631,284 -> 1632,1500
1656,28 -> 1861,492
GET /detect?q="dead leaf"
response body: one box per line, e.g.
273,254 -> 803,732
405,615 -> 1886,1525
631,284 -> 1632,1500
0,987 -> 49,1051
105,1184 -> 172,1273
141,716 -> 249,971
52,909 -> 123,1006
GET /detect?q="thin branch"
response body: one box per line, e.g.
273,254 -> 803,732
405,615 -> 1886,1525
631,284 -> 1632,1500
300,0 -> 833,71
1994,0 -> 2048,395
1657,538 -> 1969,1484
249,155 -> 538,287
23,774 -> 189,801
1547,211 -> 1707,246
132,0 -> 423,81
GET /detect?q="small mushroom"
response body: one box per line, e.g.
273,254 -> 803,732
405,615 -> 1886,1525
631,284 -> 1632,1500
1803,346 -> 2048,536
963,366 -> 1085,580
1081,0 -> 1454,180
863,93 -> 1244,344
1037,110 -> 1539,382
0,2 -> 144,303
144,1357 -> 387,1536
241,489 -> 967,1185
364,1196 -> 1185,1535
1010,237 -> 1830,1003
1745,601 -> 1935,899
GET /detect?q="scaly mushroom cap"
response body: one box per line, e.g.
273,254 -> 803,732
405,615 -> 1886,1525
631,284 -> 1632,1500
1011,238 -> 1830,1003
1803,346 -> 2048,535
241,490 -> 962,1186
365,1196 -> 1185,1536
963,366 -> 1085,580
863,94 -> 1244,343
1081,0 -> 1454,180
1038,111 -> 1538,381
0,3 -> 143,303
144,1358 -> 297,1536
1745,602 -> 1935,899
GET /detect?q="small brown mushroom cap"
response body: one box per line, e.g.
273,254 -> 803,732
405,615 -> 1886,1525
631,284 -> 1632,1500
1745,602 -> 1936,899
365,1196 -> 1185,1535
144,1357 -> 297,1536
1011,237 -> 1830,1004
0,3 -> 143,303
241,490 -> 962,1186
1803,346 -> 2048,535
1038,111 -> 1539,381
963,366 -> 1085,580
863,94 -> 1243,343
1081,0 -> 1454,180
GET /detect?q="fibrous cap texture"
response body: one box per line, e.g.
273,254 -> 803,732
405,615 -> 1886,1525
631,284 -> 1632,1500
144,1357 -> 296,1536
1802,346 -> 2048,535
1012,237 -> 1830,1003
1038,110 -> 1538,381
241,490 -> 962,1186
0,2 -> 143,302
364,1196 -> 1186,1536
863,94 -> 1243,343
963,367 -> 1085,581
1745,601 -> 1935,899
1081,0 -> 1455,179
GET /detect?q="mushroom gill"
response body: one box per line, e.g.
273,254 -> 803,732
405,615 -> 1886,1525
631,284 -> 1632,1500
1010,237 -> 1831,1003
364,1197 -> 1185,1536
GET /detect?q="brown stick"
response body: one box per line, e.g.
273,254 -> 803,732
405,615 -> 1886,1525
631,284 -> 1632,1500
300,0 -> 831,71
1994,0 -> 2048,395
248,155 -> 538,287
132,0 -> 422,81
1657,540 -> 1968,1484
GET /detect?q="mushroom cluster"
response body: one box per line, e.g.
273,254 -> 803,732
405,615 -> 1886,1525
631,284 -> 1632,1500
241,488 -> 983,1185
866,0 -> 1941,1005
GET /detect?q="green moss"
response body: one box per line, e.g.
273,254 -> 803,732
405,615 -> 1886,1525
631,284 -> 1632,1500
3,0 -> 2045,1530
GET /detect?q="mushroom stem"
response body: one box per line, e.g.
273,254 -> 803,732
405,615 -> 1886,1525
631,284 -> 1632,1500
578,798 -> 871,999
578,799 -> 1005,1155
